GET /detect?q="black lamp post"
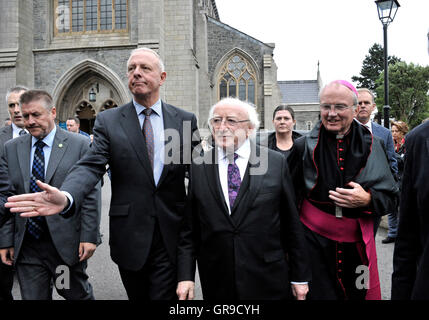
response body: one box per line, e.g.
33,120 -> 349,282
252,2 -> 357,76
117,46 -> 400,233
375,0 -> 400,129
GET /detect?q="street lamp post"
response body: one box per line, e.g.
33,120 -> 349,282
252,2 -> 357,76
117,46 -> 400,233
375,0 -> 400,129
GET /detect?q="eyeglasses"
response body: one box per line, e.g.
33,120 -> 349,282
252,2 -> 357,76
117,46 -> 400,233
320,104 -> 353,113
210,117 -> 250,128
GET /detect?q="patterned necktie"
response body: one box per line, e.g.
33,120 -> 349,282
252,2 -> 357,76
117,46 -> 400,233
227,153 -> 241,209
27,140 -> 46,239
19,129 -> 27,136
142,108 -> 154,169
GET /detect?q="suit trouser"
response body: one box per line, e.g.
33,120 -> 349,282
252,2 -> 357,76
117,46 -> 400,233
15,231 -> 94,300
119,221 -> 177,300
0,263 -> 14,300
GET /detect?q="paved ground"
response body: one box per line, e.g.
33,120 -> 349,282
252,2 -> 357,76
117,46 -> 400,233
11,176 -> 394,300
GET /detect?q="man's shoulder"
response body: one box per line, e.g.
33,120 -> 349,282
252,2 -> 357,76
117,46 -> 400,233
98,101 -> 133,118
59,128 -> 90,145
0,125 -> 11,134
3,133 -> 27,151
79,130 -> 90,137
371,121 -> 389,134
0,125 -> 12,139
407,121 -> 429,143
162,102 -> 196,120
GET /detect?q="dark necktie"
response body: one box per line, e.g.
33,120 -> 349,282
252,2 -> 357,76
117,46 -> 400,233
227,153 -> 241,209
142,108 -> 154,169
27,140 -> 46,239
19,129 -> 27,136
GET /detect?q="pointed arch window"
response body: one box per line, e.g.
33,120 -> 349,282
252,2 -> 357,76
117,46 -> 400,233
218,54 -> 257,104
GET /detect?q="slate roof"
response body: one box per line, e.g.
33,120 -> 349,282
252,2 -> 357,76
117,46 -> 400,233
278,80 -> 320,104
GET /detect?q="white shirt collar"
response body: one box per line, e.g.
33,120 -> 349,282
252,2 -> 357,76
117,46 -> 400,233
11,122 -> 27,138
133,99 -> 162,116
31,126 -> 56,148
217,139 -> 251,163
355,119 -> 372,133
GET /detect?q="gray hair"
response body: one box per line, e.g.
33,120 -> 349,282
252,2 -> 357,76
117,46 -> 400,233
208,97 -> 260,134
19,89 -> 54,111
5,86 -> 28,104
127,47 -> 165,73
357,88 -> 376,104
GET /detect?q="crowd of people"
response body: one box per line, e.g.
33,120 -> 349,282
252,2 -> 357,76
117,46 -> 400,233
0,48 -> 428,301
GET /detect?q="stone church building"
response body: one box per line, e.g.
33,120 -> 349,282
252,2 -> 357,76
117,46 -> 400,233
0,0 -> 320,133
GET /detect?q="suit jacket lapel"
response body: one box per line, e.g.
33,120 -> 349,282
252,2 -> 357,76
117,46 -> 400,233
7,125 -> 13,140
17,135 -> 31,193
203,149 -> 232,223
119,102 -> 155,186
157,102 -> 179,187
45,128 -> 68,184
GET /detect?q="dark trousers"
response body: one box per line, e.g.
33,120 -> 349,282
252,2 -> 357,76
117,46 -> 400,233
119,222 -> 177,300
0,263 -> 14,300
16,232 -> 94,300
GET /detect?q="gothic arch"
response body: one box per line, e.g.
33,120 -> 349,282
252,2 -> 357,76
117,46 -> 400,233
213,48 -> 260,104
52,59 -> 129,119
100,99 -> 118,112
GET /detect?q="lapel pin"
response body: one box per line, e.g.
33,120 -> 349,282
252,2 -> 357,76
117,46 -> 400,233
59,143 -> 63,148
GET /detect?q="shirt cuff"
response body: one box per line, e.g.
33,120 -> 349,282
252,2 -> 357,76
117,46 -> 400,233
291,282 -> 308,285
60,191 -> 74,216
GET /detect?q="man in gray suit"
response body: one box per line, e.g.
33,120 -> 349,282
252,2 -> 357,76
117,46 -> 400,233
0,90 -> 101,300
356,88 -> 399,241
0,86 -> 28,300
6,48 -> 199,300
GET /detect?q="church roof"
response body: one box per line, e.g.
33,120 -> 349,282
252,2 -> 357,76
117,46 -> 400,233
278,80 -> 320,104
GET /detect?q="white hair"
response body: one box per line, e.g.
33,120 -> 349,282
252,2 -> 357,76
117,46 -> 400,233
127,47 -> 165,72
208,97 -> 260,134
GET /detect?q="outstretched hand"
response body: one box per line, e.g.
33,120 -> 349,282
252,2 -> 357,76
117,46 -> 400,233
5,180 -> 69,217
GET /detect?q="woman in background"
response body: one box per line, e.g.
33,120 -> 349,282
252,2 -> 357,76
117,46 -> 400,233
382,120 -> 409,244
268,105 -> 302,159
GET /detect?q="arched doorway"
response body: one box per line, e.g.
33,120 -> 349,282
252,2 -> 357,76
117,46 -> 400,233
75,101 -> 96,134
52,59 -> 129,133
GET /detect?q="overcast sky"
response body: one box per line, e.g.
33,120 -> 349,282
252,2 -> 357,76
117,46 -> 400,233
215,0 -> 429,86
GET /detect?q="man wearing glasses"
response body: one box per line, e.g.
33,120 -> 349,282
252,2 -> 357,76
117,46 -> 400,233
355,88 -> 398,242
176,97 -> 310,300
287,80 -> 398,300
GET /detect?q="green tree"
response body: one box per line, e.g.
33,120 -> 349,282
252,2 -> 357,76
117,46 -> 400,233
352,43 -> 401,91
375,62 -> 429,129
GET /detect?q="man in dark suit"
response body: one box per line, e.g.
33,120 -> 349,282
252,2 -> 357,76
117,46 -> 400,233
176,98 -> 310,300
0,90 -> 100,300
0,86 -> 28,300
391,120 -> 429,299
356,88 -> 399,242
6,48 -> 199,300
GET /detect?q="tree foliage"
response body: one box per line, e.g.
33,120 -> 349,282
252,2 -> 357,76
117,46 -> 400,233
352,43 -> 401,91
375,62 -> 429,129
